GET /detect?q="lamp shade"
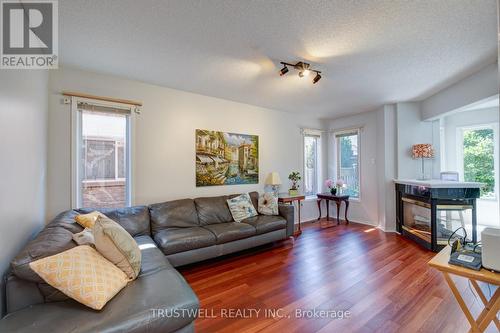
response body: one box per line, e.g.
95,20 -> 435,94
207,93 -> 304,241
412,144 -> 434,159
265,172 -> 282,185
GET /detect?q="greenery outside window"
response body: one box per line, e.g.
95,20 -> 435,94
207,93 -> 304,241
458,125 -> 498,199
304,135 -> 319,197
335,129 -> 360,199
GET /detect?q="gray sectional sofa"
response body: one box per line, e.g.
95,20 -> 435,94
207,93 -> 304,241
0,191 -> 294,333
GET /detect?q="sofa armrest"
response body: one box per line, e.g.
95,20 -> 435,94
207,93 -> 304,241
278,204 -> 295,237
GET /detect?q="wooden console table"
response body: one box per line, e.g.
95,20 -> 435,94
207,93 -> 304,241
428,246 -> 500,332
316,193 -> 350,225
278,193 -> 305,236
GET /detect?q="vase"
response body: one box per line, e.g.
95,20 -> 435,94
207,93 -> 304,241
330,188 -> 337,195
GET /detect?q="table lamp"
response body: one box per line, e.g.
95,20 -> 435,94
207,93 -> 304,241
265,172 -> 282,196
412,144 -> 434,180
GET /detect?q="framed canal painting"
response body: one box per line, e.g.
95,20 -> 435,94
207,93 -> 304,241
196,129 -> 259,186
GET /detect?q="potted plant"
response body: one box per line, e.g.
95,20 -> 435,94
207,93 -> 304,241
288,171 -> 301,195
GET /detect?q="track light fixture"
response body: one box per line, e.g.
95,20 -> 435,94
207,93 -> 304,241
279,65 -> 289,76
312,73 -> 321,84
278,61 -> 322,84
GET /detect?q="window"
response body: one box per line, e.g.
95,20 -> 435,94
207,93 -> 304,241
458,125 -> 498,199
304,135 -> 319,196
72,100 -> 132,208
335,129 -> 360,199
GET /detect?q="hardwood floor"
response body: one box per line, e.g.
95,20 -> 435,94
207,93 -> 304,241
179,220 -> 498,333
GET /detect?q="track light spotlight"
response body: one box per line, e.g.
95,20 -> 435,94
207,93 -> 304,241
278,61 -> 322,84
279,65 -> 289,76
312,73 -> 321,84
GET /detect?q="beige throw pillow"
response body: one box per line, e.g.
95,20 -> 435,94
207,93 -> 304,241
258,192 -> 279,215
93,216 -> 141,280
29,245 -> 128,310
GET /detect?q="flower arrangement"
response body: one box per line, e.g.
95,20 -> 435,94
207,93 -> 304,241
335,179 -> 345,188
325,179 -> 336,195
325,179 -> 346,195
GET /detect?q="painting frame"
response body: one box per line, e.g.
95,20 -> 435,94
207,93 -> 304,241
195,129 -> 259,187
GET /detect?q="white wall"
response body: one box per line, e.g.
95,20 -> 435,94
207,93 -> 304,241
396,102 -> 440,179
47,67 -> 325,223
328,111 -> 380,226
421,62 -> 498,120
0,70 -> 48,316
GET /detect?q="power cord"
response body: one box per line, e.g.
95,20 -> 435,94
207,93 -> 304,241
448,226 -> 467,246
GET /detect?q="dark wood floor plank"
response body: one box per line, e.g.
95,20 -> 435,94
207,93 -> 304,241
179,220 -> 498,332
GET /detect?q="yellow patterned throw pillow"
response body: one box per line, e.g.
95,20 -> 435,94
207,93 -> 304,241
29,245 -> 128,310
75,211 -> 105,229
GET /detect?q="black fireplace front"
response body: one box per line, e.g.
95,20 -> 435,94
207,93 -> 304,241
395,183 -> 480,251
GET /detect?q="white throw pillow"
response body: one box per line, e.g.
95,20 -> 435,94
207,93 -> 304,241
72,228 -> 95,245
258,192 -> 279,215
227,193 -> 258,222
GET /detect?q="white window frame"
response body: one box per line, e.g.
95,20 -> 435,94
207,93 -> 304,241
71,97 -> 134,209
303,134 -> 320,198
456,123 -> 499,200
334,128 -> 361,201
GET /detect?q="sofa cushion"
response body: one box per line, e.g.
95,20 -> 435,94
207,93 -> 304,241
149,199 -> 199,233
154,227 -> 216,255
194,195 -> 233,225
76,206 -> 150,237
202,222 -> 256,244
242,215 -> 287,234
11,210 -> 82,284
134,235 -> 173,275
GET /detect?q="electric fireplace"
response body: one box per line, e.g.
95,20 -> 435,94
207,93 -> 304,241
395,180 -> 481,251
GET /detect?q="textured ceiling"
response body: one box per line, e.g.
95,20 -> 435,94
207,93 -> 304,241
59,0 -> 498,118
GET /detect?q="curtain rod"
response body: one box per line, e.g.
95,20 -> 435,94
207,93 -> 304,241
329,125 -> 364,133
300,127 -> 328,133
62,91 -> 143,107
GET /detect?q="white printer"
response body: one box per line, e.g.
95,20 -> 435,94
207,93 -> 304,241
481,227 -> 500,272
